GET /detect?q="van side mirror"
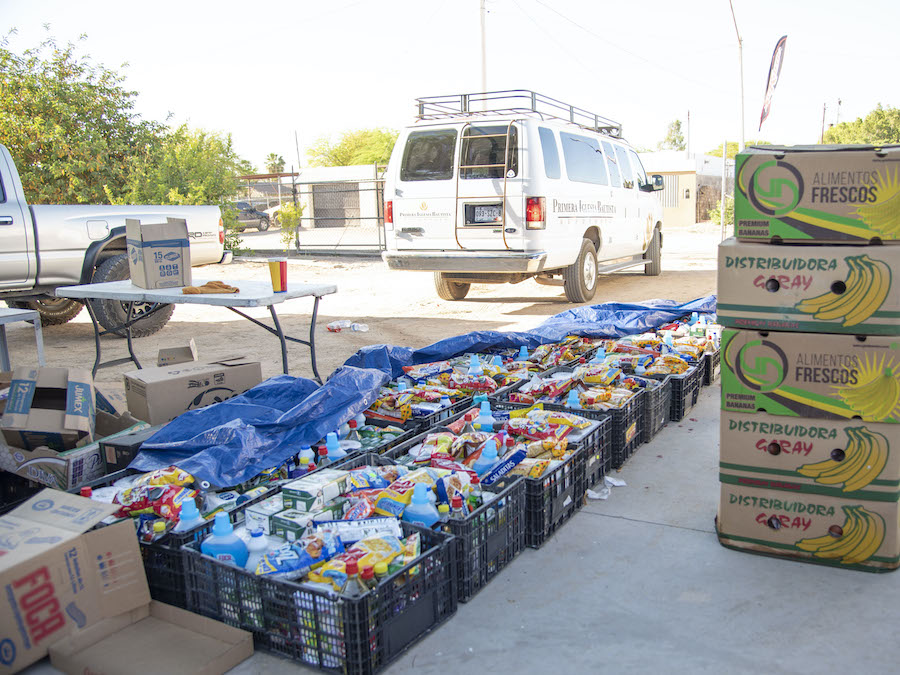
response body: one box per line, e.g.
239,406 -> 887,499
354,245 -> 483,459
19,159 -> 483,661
652,175 -> 664,191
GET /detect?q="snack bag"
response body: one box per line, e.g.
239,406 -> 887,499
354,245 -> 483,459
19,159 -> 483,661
132,466 -> 194,488
257,529 -> 345,578
389,532 -> 421,576
310,535 -> 404,589
113,485 -> 197,521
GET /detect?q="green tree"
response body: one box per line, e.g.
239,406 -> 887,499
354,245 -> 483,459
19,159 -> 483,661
0,32 -> 161,204
708,140 -> 771,159
657,120 -> 686,151
265,153 -> 285,173
306,128 -> 398,167
823,104 -> 900,144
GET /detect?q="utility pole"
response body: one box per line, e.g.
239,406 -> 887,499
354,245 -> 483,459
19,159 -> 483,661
820,103 -> 827,143
686,110 -> 691,158
728,0 -> 745,151
480,0 -> 488,107
721,139 -> 728,241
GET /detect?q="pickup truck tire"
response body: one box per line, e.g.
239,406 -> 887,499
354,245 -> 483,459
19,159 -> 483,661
564,238 -> 598,303
256,218 -> 270,232
434,273 -> 470,300
6,298 -> 84,326
643,228 -> 661,276
90,253 -> 174,337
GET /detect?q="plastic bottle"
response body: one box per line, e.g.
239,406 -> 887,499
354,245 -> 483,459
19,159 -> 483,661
354,412 -> 367,427
172,497 -> 206,533
306,461 -> 317,473
397,381 -> 408,392
298,445 -> 315,467
565,389 -> 582,409
326,320 -> 352,332
438,504 -> 450,524
450,494 -> 467,520
467,353 -> 483,377
689,311 -> 699,325
473,401 -> 496,433
340,560 -> 368,597
401,483 -> 441,528
200,513 -> 249,567
350,323 -> 369,332
517,345 -> 529,361
346,420 -> 361,442
472,439 -> 499,477
492,355 -> 504,368
473,392 -> 488,406
468,475 -> 484,510
438,394 -> 452,421
360,565 -> 377,591
316,446 -> 331,469
591,347 -> 607,363
635,363 -> 646,375
244,529 -> 269,573
79,486 -> 92,498
326,432 -> 348,463
374,561 -> 389,584
339,419 -> 351,437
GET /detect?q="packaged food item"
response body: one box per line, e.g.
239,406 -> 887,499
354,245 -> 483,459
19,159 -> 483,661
402,360 -> 453,381
132,466 -> 194,488
480,446 -> 527,485
390,533 -> 422,576
447,372 -> 498,393
509,458 -> 552,478
272,500 -> 349,541
309,535 -> 404,589
113,485 -> 197,521
244,494 -> 286,535
282,469 -> 350,512
314,517 -> 403,545
256,529 -> 345,578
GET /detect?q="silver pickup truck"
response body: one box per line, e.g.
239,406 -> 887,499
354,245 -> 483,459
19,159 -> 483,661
0,142 -> 228,336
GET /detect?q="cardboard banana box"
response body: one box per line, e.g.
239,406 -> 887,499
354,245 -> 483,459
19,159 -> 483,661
717,237 -> 900,335
735,145 -> 900,244
717,482 -> 899,571
721,329 -> 900,423
720,411 -> 900,498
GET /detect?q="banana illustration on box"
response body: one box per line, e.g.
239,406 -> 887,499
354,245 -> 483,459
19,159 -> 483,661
837,356 -> 900,422
795,505 -> 885,565
796,426 -> 889,492
857,168 -> 900,236
795,255 -> 891,327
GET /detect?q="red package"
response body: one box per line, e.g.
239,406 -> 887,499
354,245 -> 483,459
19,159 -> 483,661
114,485 -> 197,521
447,408 -> 479,434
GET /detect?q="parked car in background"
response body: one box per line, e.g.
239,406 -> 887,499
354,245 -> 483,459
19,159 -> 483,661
234,201 -> 271,231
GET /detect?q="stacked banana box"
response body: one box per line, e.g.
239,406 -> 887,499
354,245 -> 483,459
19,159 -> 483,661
716,145 -> 900,572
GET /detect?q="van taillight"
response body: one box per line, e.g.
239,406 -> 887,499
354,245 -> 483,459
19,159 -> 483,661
526,197 -> 545,229
385,200 -> 393,231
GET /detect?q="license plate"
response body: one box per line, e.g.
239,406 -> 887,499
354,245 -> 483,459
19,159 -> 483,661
474,205 -> 502,223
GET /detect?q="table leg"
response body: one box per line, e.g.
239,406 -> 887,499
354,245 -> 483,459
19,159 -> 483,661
85,301 -> 104,378
124,302 -> 142,371
268,305 -> 290,376
0,325 -> 9,371
32,318 -> 46,366
308,296 -> 322,384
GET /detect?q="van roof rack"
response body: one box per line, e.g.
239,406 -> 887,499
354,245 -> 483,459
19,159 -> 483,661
414,90 -> 622,138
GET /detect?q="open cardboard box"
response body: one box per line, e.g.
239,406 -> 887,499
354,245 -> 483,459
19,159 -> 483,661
49,600 -> 253,675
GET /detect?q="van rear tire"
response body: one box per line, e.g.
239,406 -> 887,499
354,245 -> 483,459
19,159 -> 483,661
644,228 -> 661,276
564,238 -> 598,303
434,273 -> 471,300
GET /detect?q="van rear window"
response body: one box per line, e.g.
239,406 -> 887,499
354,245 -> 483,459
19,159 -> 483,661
400,130 -> 457,181
538,127 -> 560,179
601,141 -> 622,188
560,132 -> 608,185
461,125 -> 518,179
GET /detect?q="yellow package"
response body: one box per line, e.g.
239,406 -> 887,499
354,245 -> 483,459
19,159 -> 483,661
509,458 -> 552,478
308,535 -> 404,590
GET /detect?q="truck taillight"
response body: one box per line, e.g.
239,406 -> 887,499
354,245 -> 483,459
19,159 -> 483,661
385,200 -> 393,231
526,197 -> 545,229
218,218 -> 225,244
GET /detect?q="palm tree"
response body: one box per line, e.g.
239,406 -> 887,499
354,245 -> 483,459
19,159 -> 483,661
265,153 -> 285,174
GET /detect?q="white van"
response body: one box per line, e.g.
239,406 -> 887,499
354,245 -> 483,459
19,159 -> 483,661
382,90 -> 665,302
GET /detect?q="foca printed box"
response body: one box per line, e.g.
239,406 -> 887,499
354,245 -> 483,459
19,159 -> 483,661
734,145 -> 900,244
125,217 -> 192,289
717,237 -> 900,335
720,329 -> 900,424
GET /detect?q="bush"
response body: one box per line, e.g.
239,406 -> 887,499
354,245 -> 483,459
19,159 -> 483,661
708,196 -> 734,227
278,202 -> 304,251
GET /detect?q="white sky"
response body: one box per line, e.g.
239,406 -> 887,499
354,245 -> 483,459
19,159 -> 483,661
3,0 -> 897,171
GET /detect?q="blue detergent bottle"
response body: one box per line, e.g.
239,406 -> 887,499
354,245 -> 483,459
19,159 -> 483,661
517,346 -> 529,360
326,432 -> 348,462
468,354 -> 483,376
200,512 -> 249,567
492,355 -> 504,368
401,483 -> 441,528
565,389 -> 582,409
472,439 -> 499,477
473,400 -> 496,432
591,347 -> 607,363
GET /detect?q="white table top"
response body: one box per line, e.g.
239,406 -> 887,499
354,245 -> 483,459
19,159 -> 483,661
0,307 -> 40,324
56,279 -> 337,308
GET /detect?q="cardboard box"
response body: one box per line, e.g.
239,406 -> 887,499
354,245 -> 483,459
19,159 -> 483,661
48,600 -> 253,675
720,328 -> 900,423
1,367 -> 94,451
720,411 -> 900,499
157,338 -> 199,367
716,482 -> 900,572
94,384 -> 129,417
0,411 -> 149,490
281,469 -> 349,512
123,357 -> 263,425
244,494 -> 285,535
0,371 -> 12,415
735,145 -> 900,243
100,423 -> 164,473
717,237 -> 900,335
125,217 -> 193,289
0,491 -> 150,673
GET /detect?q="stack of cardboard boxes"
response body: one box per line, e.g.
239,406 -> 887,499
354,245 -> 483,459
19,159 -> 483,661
716,145 -> 900,572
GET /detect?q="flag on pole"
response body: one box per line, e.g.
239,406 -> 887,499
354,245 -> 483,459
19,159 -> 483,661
759,35 -> 787,131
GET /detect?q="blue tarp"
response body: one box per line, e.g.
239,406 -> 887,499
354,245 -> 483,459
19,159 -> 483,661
344,295 -> 717,376
129,366 -> 389,487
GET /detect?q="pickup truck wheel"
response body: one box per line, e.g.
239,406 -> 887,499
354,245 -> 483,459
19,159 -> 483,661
90,253 -> 175,338
644,228 -> 661,276
6,298 -> 83,326
563,238 -> 598,303
257,218 -> 270,232
434,273 -> 470,300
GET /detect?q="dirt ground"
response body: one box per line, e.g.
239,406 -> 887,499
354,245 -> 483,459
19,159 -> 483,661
3,223 -> 720,393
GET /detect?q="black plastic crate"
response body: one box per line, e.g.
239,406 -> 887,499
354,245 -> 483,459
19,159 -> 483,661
657,364 -> 701,422
605,391 -> 644,469
377,436 -> 527,602
640,376 -> 672,444
183,513 -> 456,674
703,350 -> 720,385
0,472 -> 44,516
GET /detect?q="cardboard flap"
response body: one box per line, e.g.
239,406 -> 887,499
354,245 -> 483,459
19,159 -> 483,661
6,490 -> 117,534
207,356 -> 258,367
83,522 -> 151,615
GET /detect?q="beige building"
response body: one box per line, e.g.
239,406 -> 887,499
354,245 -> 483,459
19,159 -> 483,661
640,152 -> 735,228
